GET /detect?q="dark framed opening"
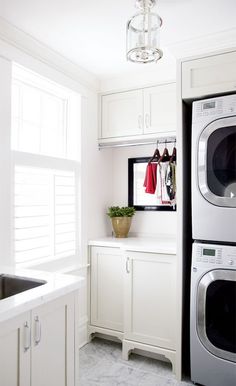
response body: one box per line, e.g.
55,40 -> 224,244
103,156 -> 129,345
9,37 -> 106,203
128,157 -> 176,211
205,279 -> 236,354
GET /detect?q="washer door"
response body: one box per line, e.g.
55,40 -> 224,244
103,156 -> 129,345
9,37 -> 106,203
197,269 -> 236,362
198,116 -> 236,207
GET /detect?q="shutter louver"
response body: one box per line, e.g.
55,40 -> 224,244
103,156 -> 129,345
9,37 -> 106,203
14,166 -> 76,264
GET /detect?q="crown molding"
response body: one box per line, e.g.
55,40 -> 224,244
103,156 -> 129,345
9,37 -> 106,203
0,17 -> 100,91
166,28 -> 236,60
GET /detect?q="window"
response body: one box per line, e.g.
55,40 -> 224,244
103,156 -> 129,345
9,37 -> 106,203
12,64 -> 80,160
11,64 -> 80,266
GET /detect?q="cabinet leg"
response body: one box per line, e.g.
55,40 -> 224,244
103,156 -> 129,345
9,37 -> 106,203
122,340 -> 133,361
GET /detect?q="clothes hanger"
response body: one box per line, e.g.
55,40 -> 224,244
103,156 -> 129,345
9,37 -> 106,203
148,140 -> 161,163
170,140 -> 177,163
158,140 -> 170,163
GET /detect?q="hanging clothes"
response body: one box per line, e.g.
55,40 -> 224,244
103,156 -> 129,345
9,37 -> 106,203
166,161 -> 177,205
157,161 -> 172,205
143,141 -> 177,206
143,162 -> 157,194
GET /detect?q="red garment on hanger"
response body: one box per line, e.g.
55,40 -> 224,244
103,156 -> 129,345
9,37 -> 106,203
143,163 -> 157,194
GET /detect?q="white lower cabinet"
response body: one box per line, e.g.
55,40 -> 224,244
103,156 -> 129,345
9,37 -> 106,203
123,251 -> 177,372
0,292 -> 77,386
90,246 -> 124,333
89,245 -> 177,375
0,311 -> 31,386
124,251 -> 176,349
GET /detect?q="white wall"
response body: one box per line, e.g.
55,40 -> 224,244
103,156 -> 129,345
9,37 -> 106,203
109,143 -> 177,238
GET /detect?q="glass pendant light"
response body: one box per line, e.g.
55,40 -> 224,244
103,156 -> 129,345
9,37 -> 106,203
126,0 -> 163,63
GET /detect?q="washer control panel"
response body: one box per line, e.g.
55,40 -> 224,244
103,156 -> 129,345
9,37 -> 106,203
194,243 -> 236,267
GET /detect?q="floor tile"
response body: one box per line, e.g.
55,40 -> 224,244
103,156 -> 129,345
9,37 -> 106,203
79,338 -> 193,386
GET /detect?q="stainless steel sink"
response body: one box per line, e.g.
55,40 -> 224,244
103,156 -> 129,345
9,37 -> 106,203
0,274 -> 46,300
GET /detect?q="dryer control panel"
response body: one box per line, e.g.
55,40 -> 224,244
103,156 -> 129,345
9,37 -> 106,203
192,94 -> 236,122
193,242 -> 236,267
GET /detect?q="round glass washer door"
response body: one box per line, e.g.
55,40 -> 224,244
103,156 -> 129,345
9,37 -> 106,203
198,116 -> 236,207
197,269 -> 236,363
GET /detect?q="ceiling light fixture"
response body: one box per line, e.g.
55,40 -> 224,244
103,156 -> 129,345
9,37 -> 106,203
126,0 -> 163,64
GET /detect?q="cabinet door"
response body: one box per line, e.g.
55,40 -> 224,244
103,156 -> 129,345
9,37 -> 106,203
143,83 -> 176,134
124,251 -> 176,349
101,90 -> 143,139
182,51 -> 236,99
31,293 -> 75,386
0,312 -> 31,386
90,246 -> 124,331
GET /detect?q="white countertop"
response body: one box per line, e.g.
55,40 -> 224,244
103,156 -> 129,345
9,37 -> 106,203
88,236 -> 176,255
0,267 -> 84,323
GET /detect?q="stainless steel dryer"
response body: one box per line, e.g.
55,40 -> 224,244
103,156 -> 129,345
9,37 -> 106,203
190,242 -> 236,386
192,94 -> 236,243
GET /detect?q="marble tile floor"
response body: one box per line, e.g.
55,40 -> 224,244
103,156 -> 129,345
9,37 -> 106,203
79,338 -> 193,386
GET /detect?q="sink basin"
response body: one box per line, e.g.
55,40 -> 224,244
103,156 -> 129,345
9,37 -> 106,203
0,274 -> 46,300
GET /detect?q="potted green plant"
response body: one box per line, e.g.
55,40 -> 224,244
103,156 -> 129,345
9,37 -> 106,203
107,206 -> 135,238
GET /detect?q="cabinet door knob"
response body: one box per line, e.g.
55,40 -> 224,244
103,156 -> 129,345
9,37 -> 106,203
24,321 -> 31,352
126,257 -> 130,274
145,113 -> 150,129
34,316 -> 41,345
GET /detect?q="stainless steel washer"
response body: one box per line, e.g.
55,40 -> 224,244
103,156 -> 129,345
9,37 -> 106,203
192,94 -> 236,243
190,242 -> 236,386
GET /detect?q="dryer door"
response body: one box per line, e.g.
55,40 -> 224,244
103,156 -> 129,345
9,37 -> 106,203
197,269 -> 236,362
198,116 -> 236,207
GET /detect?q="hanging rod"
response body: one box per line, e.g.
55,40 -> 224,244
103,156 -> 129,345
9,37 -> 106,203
98,136 -> 176,150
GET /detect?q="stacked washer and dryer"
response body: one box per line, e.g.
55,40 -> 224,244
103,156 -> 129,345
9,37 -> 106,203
190,94 -> 236,386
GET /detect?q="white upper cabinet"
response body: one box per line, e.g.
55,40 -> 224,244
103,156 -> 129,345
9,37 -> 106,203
143,83 -> 176,134
101,90 -> 143,139
182,50 -> 236,99
100,82 -> 176,143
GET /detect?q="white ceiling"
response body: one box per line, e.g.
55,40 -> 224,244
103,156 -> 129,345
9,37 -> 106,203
0,0 -> 235,79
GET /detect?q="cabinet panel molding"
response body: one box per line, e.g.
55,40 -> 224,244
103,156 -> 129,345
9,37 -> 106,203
144,83 -> 176,134
0,312 -> 31,386
0,292 -> 77,386
124,251 -> 176,350
182,51 -> 236,99
100,82 -> 176,144
90,246 -> 124,332
101,90 -> 143,139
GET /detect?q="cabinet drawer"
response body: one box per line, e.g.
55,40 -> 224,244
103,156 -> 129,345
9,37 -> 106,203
182,51 -> 236,99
